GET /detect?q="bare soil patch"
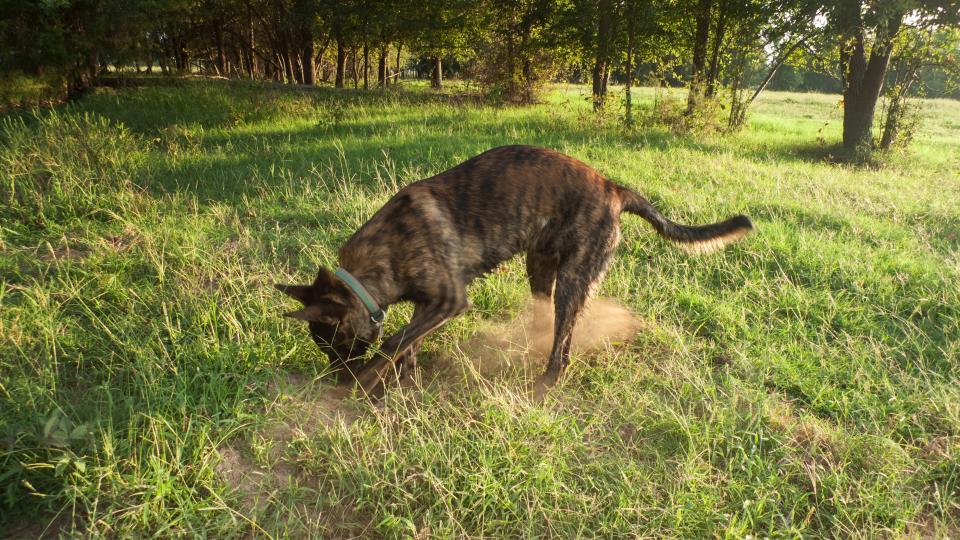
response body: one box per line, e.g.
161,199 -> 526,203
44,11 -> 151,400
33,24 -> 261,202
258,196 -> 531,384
215,297 -> 643,527
37,243 -> 89,262
214,374 -> 363,514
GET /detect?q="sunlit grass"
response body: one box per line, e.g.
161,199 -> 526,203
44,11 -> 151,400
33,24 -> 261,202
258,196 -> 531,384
1,79 -> 958,537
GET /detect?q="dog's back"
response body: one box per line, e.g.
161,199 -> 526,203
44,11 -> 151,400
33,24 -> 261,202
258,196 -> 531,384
342,145 -> 750,281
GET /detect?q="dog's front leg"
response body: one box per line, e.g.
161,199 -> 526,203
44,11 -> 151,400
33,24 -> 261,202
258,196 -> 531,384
395,337 -> 424,381
355,297 -> 467,397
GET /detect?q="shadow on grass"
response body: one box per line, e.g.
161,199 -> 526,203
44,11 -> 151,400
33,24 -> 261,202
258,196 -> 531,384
4,78 -> 843,209
744,202 -> 854,236
782,141 -> 851,164
127,100 -> 687,205
729,137 -> 873,167
78,79 -> 493,135
916,212 -> 960,254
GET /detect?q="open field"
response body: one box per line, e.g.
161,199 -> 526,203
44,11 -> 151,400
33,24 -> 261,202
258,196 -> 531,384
1,80 -> 959,538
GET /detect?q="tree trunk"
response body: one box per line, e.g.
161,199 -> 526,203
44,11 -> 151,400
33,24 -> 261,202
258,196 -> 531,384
705,1 -> 727,98
296,55 -> 304,83
175,36 -> 189,73
840,10 -> 901,151
591,61 -> 608,111
314,40 -> 327,83
297,53 -> 307,84
215,24 -> 226,76
233,44 -> 243,78
179,43 -> 189,74
378,46 -> 387,87
303,36 -> 315,85
625,24 -> 634,126
318,41 -> 329,82
335,37 -> 346,88
351,48 -> 359,88
522,58 -> 534,103
283,34 -> 296,83
67,51 -> 99,101
431,56 -> 442,88
687,0 -> 712,113
363,42 -> 369,89
396,43 -> 402,80
592,0 -> 613,111
247,1 -> 257,78
879,78 -> 912,150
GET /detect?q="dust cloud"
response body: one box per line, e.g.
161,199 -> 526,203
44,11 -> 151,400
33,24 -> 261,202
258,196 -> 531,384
452,296 -> 645,379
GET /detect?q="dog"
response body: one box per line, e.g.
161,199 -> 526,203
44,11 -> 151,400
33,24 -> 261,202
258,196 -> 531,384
276,145 -> 752,397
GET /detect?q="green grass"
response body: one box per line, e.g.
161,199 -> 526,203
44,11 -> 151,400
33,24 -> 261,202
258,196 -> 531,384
1,79 -> 959,538
0,72 -> 65,111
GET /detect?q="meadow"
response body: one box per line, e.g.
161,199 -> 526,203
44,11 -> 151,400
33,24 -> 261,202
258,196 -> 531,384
1,79 -> 959,538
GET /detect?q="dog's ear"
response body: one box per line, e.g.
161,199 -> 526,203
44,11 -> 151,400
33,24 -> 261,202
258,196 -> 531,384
282,305 -> 339,324
277,268 -> 352,313
312,267 -> 339,288
312,267 -> 354,304
275,283 -> 312,304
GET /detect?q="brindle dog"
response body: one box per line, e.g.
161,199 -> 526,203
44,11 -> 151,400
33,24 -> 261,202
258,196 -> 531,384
276,145 -> 752,397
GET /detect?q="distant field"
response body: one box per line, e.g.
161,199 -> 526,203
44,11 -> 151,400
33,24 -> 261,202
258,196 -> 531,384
1,80 -> 958,538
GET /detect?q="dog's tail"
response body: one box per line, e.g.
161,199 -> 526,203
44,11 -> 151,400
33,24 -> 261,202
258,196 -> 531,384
617,185 -> 753,255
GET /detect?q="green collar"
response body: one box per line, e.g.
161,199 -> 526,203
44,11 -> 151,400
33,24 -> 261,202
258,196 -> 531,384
335,268 -> 385,325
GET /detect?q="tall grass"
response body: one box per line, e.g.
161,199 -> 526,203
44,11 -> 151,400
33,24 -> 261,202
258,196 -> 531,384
1,80 -> 958,537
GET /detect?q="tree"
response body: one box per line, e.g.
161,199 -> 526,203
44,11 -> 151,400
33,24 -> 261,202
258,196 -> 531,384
620,0 -> 673,124
686,0 -> 712,113
825,0 -> 960,153
592,0 -> 618,111
0,0 -> 171,98
678,0 -> 820,125
411,0 -> 487,90
291,0 -> 319,84
476,0 -> 573,103
879,25 -> 960,149
317,0 -> 361,87
833,2 -> 902,152
724,0 -> 822,129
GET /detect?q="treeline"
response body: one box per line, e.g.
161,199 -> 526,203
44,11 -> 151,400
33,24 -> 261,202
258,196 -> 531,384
2,0 -> 959,157
0,0 -> 483,95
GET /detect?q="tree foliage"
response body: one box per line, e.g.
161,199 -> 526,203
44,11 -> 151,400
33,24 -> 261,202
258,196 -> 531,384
1,0 -> 958,155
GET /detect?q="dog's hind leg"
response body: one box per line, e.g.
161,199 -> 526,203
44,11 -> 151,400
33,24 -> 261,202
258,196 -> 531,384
526,250 -> 559,300
534,223 -> 619,397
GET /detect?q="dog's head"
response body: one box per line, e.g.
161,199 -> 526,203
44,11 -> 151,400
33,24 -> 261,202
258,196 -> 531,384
275,268 -> 383,365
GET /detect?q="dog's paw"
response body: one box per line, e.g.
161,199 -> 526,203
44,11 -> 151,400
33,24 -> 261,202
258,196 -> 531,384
331,358 -> 368,384
532,370 -> 561,401
396,353 -> 417,384
354,357 -> 395,399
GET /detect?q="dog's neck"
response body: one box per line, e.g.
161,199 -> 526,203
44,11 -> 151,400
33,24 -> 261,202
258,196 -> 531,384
337,247 -> 400,311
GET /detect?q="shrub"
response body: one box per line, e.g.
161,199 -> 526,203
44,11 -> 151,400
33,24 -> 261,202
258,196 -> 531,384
472,44 -> 561,104
640,94 -> 725,136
